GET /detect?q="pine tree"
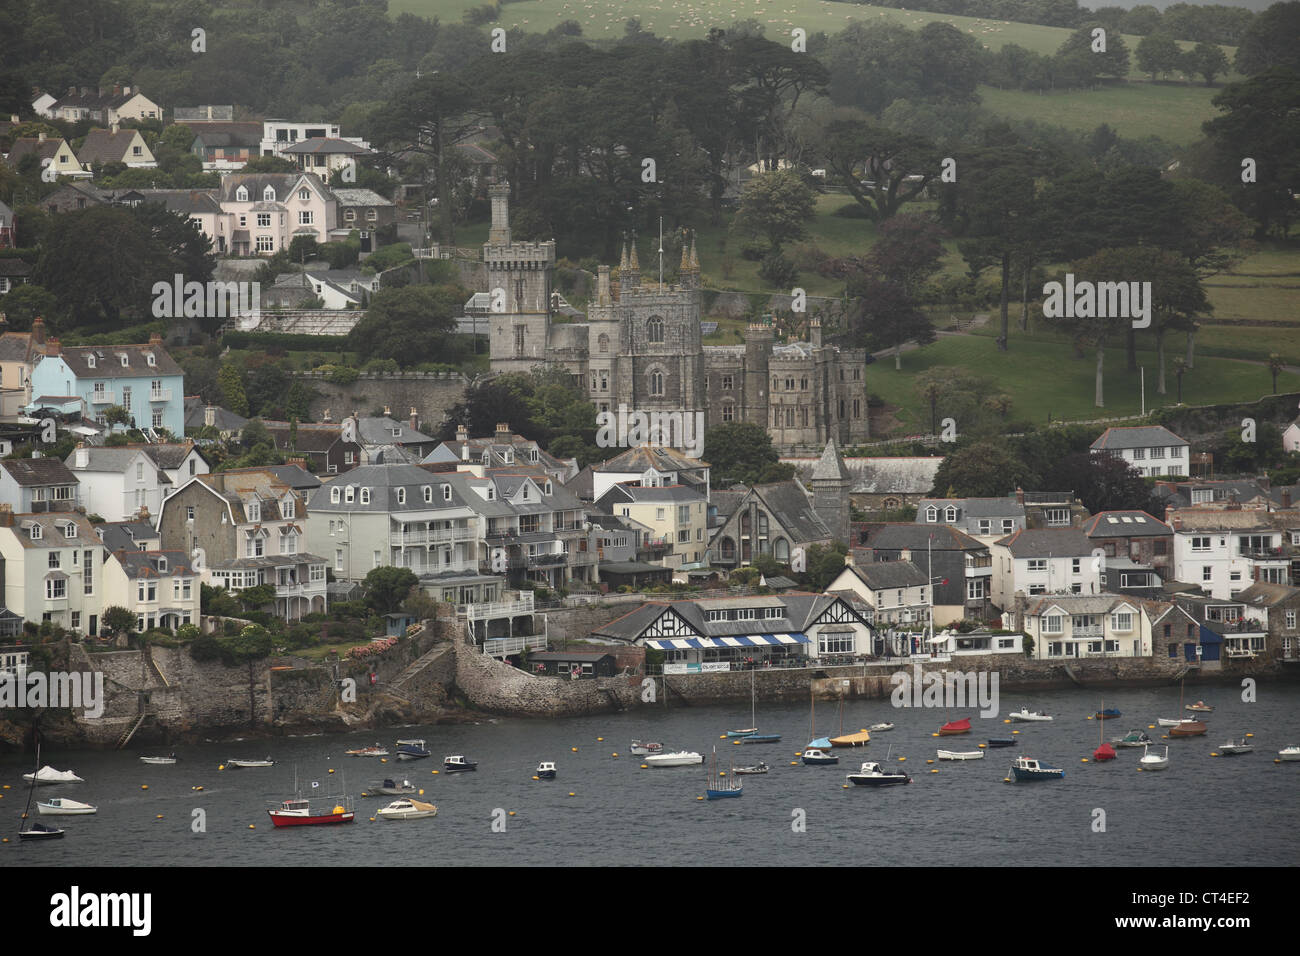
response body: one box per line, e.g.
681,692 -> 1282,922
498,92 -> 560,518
218,364 -> 249,418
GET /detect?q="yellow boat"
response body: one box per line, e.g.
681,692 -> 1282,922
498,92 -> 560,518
829,730 -> 872,747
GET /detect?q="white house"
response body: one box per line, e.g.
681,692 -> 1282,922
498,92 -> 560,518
990,527 -> 1102,607
1006,594 -> 1183,660
0,508 -> 113,636
103,549 -> 201,632
1168,508 -> 1295,600
1090,425 -> 1190,477
1283,417 -> 1300,454
826,560 -> 930,627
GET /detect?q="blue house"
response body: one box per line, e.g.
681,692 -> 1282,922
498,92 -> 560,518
28,334 -> 185,437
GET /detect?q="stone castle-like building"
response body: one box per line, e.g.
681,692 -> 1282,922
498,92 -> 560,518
484,184 -> 870,453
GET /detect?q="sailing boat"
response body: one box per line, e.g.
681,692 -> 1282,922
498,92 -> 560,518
829,696 -> 871,747
19,731 -> 65,840
807,684 -> 830,750
1167,676 -> 1207,737
734,669 -> 781,744
1092,699 -> 1117,762
705,746 -> 743,799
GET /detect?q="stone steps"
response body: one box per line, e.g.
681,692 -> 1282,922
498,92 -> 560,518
388,642 -> 452,692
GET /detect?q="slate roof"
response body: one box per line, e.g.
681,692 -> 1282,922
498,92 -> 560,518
0,331 -> 41,364
1082,511 -> 1171,538
280,137 -> 373,156
591,593 -> 865,642
995,527 -> 1094,557
7,512 -> 98,548
65,446 -> 158,476
187,122 -> 263,147
0,259 -> 33,279
839,560 -> 930,591
5,137 -> 67,166
864,523 -> 987,552
219,172 -> 330,203
76,128 -> 147,165
356,416 -> 434,447
260,464 -> 320,491
142,444 -> 201,471
262,421 -> 345,454
917,497 -> 1025,519
95,519 -> 159,553
133,189 -> 222,215
46,343 -> 183,379
310,464 -> 486,515
331,188 -> 393,206
184,396 -> 249,432
1023,594 -> 1142,616
0,457 -> 77,486
1091,425 -> 1188,451
1234,582 -> 1300,607
811,439 -> 851,482
597,483 -> 705,506
113,549 -> 195,579
738,480 -> 831,543
597,445 -> 710,473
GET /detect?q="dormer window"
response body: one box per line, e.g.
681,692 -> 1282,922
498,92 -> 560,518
119,354 -> 129,367
442,485 -> 452,502
345,486 -> 355,503
544,480 -> 552,495
282,498 -> 295,519
63,523 -> 76,539
503,450 -> 514,464
396,488 -> 406,505
391,427 -> 402,438
146,352 -> 156,366
925,507 -> 938,522
247,501 -> 260,522
360,488 -> 371,504
87,355 -> 96,368
263,186 -> 276,201
487,486 -> 495,500
945,506 -> 958,522
529,448 -> 539,463
423,486 -> 433,503
522,485 -> 529,500
331,487 -> 341,504
30,524 -> 41,540
236,185 -> 248,201
156,556 -> 168,573
481,451 -> 490,464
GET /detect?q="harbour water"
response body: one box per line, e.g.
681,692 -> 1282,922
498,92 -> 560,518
5,683 -> 1299,866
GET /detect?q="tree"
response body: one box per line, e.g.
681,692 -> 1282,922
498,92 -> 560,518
237,583 -> 276,614
929,440 -> 1040,498
1269,353 -> 1286,394
822,119 -> 940,222
1043,451 -> 1161,514
798,541 -> 848,592
1172,356 -> 1187,402
700,421 -> 781,486
1137,34 -> 1183,80
0,285 -> 56,332
1182,42 -> 1230,86
346,284 -> 463,366
1233,2 -> 1300,75
731,167 -> 815,252
1055,24 -> 1130,82
103,405 -> 131,427
218,364 -> 249,417
102,606 -> 137,636
844,275 -> 933,370
364,566 -> 420,616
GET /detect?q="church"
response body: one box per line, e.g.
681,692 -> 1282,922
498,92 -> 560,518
484,183 -> 870,455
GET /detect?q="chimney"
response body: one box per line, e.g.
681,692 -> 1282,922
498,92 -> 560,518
113,84 -> 121,96
46,337 -> 60,356
0,504 -> 11,527
30,316 -> 45,345
1283,489 -> 1292,510
38,131 -> 46,143
1259,475 -> 1271,492
900,548 -> 911,562
149,332 -> 162,346
110,120 -> 119,135
204,405 -> 216,427
409,407 -> 418,432
456,424 -> 468,443
383,404 -> 391,417
810,316 -> 822,348
75,443 -> 88,469
322,408 -> 331,423
495,422 -> 511,442
287,457 -> 306,469
123,86 -> 131,96
596,265 -> 611,307
1015,487 -> 1025,506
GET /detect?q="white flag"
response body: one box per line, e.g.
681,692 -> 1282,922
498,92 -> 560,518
311,781 -> 319,789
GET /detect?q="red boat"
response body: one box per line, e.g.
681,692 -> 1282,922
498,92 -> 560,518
1093,743 -> 1117,761
267,797 -> 354,827
938,718 -> 972,735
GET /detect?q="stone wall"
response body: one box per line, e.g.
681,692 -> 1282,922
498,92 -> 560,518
451,637 -> 639,716
294,370 -> 472,430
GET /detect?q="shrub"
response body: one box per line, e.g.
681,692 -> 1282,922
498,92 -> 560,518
758,251 -> 798,287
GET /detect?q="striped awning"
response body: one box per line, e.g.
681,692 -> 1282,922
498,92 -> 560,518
644,632 -> 810,650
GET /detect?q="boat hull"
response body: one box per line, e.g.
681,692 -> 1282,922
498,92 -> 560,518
986,738 -> 1017,748
268,810 -> 354,827
1278,749 -> 1300,761
1168,721 -> 1207,737
1009,712 -> 1052,722
937,750 -> 985,760
1139,759 -> 1169,770
139,757 -> 177,765
801,754 -> 839,765
829,731 -> 872,747
847,774 -> 910,786
1011,767 -> 1064,781
737,734 -> 781,744
644,753 -> 703,767
37,801 -> 97,815
18,825 -> 65,839
706,787 -> 743,800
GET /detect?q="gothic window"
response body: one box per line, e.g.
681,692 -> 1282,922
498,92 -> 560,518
773,408 -> 780,427
839,400 -> 846,418
854,399 -> 861,418
772,377 -> 780,391
650,370 -> 664,396
801,376 -> 808,390
786,408 -> 794,427
722,404 -> 734,422
515,278 -> 524,311
598,333 -> 609,353
647,316 -> 664,344
514,325 -> 526,357
801,407 -> 809,427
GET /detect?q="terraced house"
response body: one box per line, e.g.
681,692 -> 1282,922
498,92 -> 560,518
1007,594 -> 1195,661
1168,507 -> 1300,600
0,508 -> 109,636
103,550 -> 201,632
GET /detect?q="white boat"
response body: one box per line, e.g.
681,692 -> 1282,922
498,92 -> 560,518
22,766 -> 84,785
1278,747 -> 1300,761
643,751 -> 703,767
37,797 -> 97,815
1157,717 -> 1182,727
846,761 -> 911,786
1217,737 -> 1253,755
630,740 -> 664,756
1008,708 -> 1053,722
937,749 -> 985,760
1139,745 -> 1169,770
376,798 -> 438,821
225,758 -> 275,768
868,723 -> 895,732
139,755 -> 178,765
344,744 -> 390,757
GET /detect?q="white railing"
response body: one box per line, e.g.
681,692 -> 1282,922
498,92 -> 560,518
461,594 -> 535,621
276,582 -> 327,598
482,634 -> 547,658
149,388 -> 172,402
91,392 -> 113,404
389,526 -> 475,547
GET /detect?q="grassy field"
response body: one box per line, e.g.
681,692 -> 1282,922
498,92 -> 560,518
867,332 -> 1300,431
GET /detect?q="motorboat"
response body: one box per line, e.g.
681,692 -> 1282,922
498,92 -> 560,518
938,718 -> 972,735
644,751 -> 703,767
1009,756 -> 1064,781
1157,718 -> 1183,727
801,748 -> 839,765
37,797 -> 98,815
1278,746 -> 1300,761
937,749 -> 985,760
630,740 -> 664,756
396,739 -> 431,761
868,723 -> 895,732
361,778 -> 417,797
376,798 -> 438,821
986,738 -> 1017,748
1111,730 -> 1153,748
846,761 -> 911,786
733,763 -> 769,775
1009,709 -> 1052,722
1217,737 -> 1253,755
536,761 -> 557,779
225,758 -> 274,768
22,766 -> 84,785
442,755 -> 478,773
345,744 -> 390,757
139,754 -> 178,765
267,796 -> 354,827
1139,745 -> 1169,770
1186,701 -> 1214,713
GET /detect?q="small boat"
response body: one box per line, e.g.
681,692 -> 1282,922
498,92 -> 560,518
22,766 -> 84,785
725,728 -> 757,738
37,798 -> 98,815
937,749 -> 985,760
1217,737 -> 1253,755
1092,700 -> 1117,760
1111,730 -> 1153,748
267,796 -> 354,827
644,751 -> 703,767
986,737 -> 1017,748
1093,743 -> 1117,761
938,717 -> 972,735
536,761 -> 557,779
442,755 -> 478,773
1009,708 -> 1052,722
807,736 -> 832,749
737,734 -> 781,744
729,670 -> 780,744
1157,717 -> 1183,727
630,740 -> 664,756
733,763 -> 769,775
345,744 -> 390,757
1277,746 -> 1300,761
376,798 -> 438,821
705,747 -> 743,800
18,822 -> 65,840
801,748 -> 839,765
361,778 -> 416,797
868,723 -> 895,732
19,736 -> 67,840
1168,719 -> 1207,738
1139,745 -> 1170,770
225,758 -> 274,768
1094,708 -> 1121,720
139,754 -> 178,765
395,739 -> 431,761
846,761 -> 911,786
1009,756 -> 1064,781
829,730 -> 872,747
1186,701 -> 1214,713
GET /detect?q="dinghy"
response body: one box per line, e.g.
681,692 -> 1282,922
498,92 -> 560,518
22,766 -> 83,785
937,749 -> 985,760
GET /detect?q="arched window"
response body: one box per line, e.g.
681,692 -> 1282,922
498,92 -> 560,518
774,538 -> 790,562
360,488 -> 372,504
649,370 -> 663,396
944,506 -> 958,522
423,486 -> 432,503
331,487 -> 341,504
925,506 -> 938,522
646,316 -> 664,344
442,485 -> 452,501
597,333 -> 609,353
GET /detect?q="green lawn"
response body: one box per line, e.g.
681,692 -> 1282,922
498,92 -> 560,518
867,333 -> 1300,432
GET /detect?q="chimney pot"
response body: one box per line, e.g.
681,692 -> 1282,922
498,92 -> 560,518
149,332 -> 162,346
1283,489 -> 1292,510
383,405 -> 391,417
46,337 -> 60,356
1015,487 -> 1025,506
409,407 -> 418,431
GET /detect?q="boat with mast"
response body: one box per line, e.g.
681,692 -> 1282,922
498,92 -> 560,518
267,768 -> 354,827
731,669 -> 781,744
828,698 -> 871,747
19,733 -> 65,840
705,746 -> 743,799
806,685 -> 830,750
1093,700 -> 1117,761
1167,678 -> 1207,737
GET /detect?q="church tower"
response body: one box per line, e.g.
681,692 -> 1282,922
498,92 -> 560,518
810,438 -> 852,546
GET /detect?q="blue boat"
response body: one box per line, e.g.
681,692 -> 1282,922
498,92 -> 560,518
807,736 -> 832,750
1094,708 -> 1121,720
737,734 -> 781,744
706,748 -> 743,799
986,738 -> 1017,748
395,739 -> 431,760
1009,756 -> 1064,781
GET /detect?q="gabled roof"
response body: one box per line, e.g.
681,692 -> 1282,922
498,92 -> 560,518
1024,594 -> 1138,617
279,137 -> 373,156
95,519 -> 159,553
1234,582 -> 1300,607
0,330 -> 43,365
864,523 -> 987,552
597,445 -> 710,473
114,549 -> 195,579
45,343 -> 182,379
262,421 -> 345,454
5,137 -> 68,166
141,443 -> 202,471
331,188 -> 393,206
718,480 -> 831,544
184,396 -> 249,432
356,416 -> 434,447
0,457 -> 77,486
917,497 -> 1025,519
995,527 -> 1094,557
1082,510 -> 1171,538
837,560 -> 929,591
76,128 -> 148,165
133,188 -> 222,216
591,593 -> 864,642
1090,425 -> 1188,450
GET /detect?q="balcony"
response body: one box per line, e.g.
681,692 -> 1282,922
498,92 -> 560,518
90,391 -> 113,404
390,526 -> 476,547
276,581 -> 327,598
462,594 -> 534,621
1071,626 -> 1104,639
149,388 -> 172,402
1240,547 -> 1286,560
526,552 -> 566,568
